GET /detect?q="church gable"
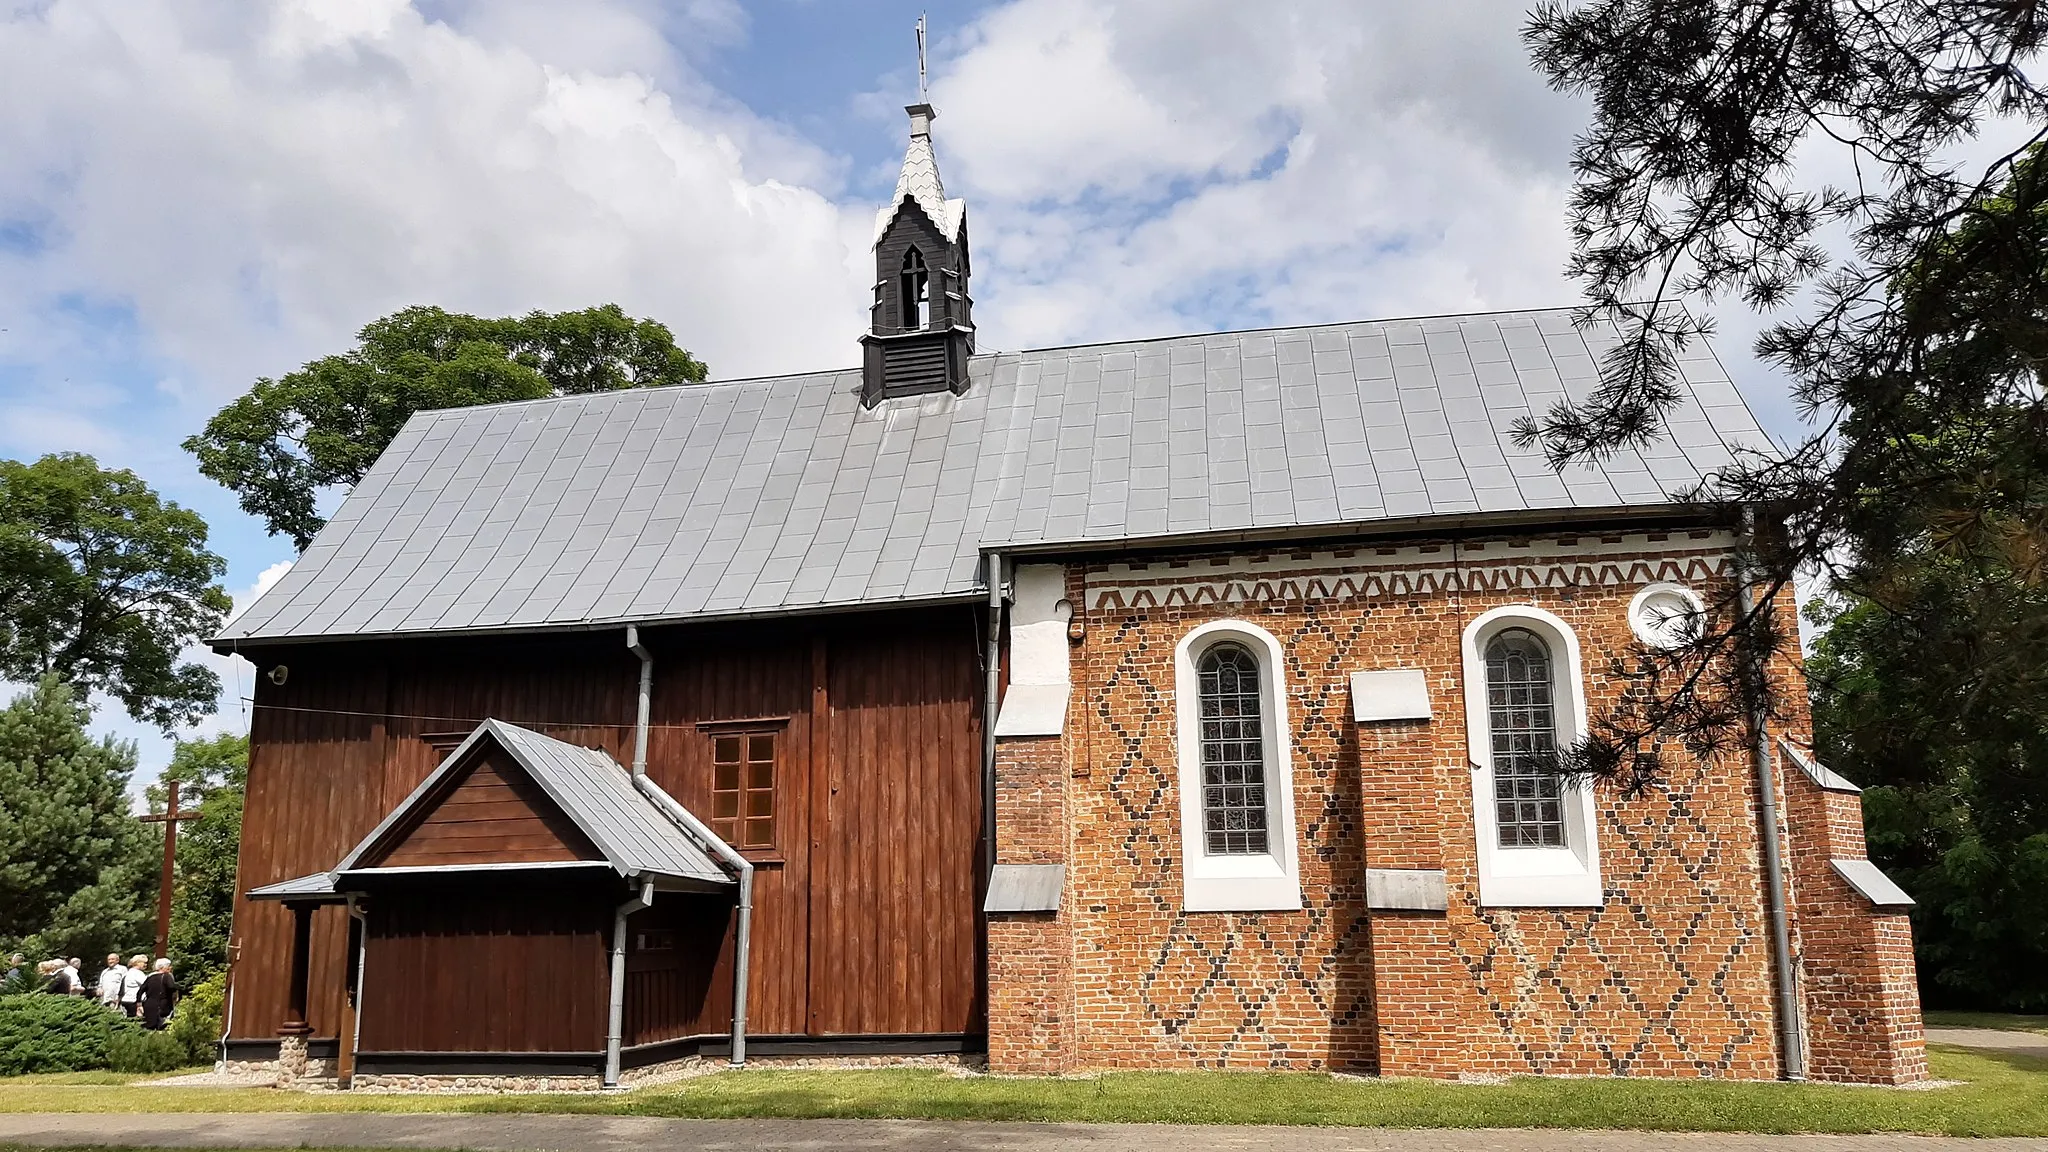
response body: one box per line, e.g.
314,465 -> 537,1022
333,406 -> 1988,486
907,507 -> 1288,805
370,746 -> 602,869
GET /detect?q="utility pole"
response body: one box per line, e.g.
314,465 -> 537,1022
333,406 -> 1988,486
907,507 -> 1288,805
139,779 -> 199,960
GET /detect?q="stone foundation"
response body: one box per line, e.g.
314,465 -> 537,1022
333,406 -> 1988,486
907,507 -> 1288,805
261,1052 -> 981,1093
348,1073 -> 603,1093
219,1057 -> 332,1079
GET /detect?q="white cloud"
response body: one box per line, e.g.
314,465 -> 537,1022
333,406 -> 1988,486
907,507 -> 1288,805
0,0 -> 874,413
930,1 -> 1592,352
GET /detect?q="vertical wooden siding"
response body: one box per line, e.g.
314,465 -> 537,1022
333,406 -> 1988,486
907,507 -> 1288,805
357,883 -> 609,1053
228,608 -> 985,1046
813,616 -> 985,1035
377,749 -> 601,868
623,895 -> 735,1047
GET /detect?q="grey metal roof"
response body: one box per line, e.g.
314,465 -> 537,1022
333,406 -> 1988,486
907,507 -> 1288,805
246,872 -> 342,902
335,719 -> 734,890
219,308 -> 1772,643
1832,859 -> 1914,908
1780,738 -> 1861,794
983,863 -> 1065,913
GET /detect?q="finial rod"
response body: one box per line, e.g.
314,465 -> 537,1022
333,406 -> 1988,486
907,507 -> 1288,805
916,13 -> 928,101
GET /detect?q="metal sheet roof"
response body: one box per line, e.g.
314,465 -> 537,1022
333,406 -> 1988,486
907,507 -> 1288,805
1832,858 -> 1914,908
984,863 -> 1064,913
336,719 -> 734,890
245,872 -> 342,902
219,309 -> 1771,644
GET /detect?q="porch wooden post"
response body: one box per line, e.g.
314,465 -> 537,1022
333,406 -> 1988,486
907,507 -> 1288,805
282,902 -> 314,1035
278,901 -> 314,1084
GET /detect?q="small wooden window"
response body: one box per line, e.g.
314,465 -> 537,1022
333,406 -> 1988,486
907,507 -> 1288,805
711,731 -> 777,850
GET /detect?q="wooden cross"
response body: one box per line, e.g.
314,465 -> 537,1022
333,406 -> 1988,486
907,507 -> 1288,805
138,779 -> 199,960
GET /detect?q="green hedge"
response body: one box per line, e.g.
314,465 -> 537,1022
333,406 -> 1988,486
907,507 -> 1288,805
0,993 -> 132,1075
166,971 -> 225,1066
107,1028 -> 187,1073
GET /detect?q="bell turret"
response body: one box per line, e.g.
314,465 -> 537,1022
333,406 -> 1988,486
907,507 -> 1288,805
861,103 -> 973,405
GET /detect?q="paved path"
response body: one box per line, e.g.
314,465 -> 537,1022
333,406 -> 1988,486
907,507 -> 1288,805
0,1114 -> 2037,1152
1925,1027 -> 2048,1060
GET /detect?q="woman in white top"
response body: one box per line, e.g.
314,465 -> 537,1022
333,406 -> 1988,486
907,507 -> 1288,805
119,954 -> 148,1017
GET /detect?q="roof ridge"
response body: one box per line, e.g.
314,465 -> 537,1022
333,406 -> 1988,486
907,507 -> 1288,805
408,304 -> 1606,420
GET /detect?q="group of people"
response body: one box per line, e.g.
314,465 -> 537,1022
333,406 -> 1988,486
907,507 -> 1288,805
5,952 -> 181,1029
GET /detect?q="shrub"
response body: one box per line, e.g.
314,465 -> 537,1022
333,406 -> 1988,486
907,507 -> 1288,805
0,993 -> 131,1075
107,1027 -> 187,1074
167,971 -> 225,1067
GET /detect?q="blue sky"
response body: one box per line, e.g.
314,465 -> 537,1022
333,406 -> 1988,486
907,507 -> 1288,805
0,1 -> 1810,790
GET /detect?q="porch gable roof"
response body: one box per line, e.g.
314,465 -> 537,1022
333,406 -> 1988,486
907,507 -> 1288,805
332,719 -> 734,891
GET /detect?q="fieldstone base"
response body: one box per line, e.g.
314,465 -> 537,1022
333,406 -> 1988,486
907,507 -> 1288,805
347,1073 -> 603,1093
220,1055 -> 332,1082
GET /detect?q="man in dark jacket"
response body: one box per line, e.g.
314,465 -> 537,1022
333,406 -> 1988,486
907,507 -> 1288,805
138,958 -> 178,1030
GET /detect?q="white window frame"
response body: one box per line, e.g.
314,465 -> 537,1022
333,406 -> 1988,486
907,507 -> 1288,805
1462,605 -> 1604,907
1174,620 -> 1303,912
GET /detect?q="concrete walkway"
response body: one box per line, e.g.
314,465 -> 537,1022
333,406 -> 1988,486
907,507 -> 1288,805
1924,1027 -> 2048,1060
0,1114 -> 2037,1152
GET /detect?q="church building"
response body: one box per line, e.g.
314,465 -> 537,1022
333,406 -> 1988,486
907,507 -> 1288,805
215,105 -> 1926,1088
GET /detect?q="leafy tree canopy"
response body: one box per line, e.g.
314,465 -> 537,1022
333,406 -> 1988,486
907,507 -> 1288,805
0,678 -> 156,962
185,304 -> 709,549
0,454 -> 232,731
1809,586 -> 2048,1010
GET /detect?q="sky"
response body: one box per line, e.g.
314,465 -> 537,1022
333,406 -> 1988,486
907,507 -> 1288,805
0,0 -> 1814,791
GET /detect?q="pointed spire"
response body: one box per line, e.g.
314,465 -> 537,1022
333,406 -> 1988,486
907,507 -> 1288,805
875,103 -> 964,245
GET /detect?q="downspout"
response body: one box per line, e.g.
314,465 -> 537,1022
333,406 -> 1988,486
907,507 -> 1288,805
623,625 -> 751,1065
633,777 -> 752,1065
982,552 -> 1004,879
345,896 -> 368,1090
1738,505 -> 1806,1081
603,879 -> 653,1087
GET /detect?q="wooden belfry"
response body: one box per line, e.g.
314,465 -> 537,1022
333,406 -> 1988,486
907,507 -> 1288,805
138,779 -> 197,959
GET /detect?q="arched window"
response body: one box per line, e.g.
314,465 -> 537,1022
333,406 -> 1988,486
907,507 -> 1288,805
1484,629 -> 1564,848
1198,643 -> 1268,855
1460,606 -> 1603,907
1174,621 -> 1302,911
900,248 -> 930,330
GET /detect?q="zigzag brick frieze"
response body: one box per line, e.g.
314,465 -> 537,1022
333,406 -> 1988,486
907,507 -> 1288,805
1084,533 -> 1735,612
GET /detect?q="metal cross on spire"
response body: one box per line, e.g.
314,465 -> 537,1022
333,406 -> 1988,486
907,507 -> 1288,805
916,13 -> 928,101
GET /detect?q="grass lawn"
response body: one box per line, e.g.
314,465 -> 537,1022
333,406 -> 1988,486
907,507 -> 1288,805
0,1047 -> 2043,1136
1926,1010 -> 2048,1035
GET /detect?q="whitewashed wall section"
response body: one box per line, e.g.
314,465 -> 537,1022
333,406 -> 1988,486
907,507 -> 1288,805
994,563 -> 1072,737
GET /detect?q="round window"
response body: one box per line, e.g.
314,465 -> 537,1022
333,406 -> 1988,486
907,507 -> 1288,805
1628,582 -> 1706,649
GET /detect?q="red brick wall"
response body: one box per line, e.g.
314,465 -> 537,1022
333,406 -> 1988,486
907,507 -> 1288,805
981,530 -> 1924,1083
988,735 -> 1073,1072
1779,744 -> 1928,1084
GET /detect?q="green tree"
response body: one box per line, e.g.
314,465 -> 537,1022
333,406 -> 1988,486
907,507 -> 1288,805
0,678 -> 156,963
0,455 -> 232,731
153,734 -> 246,986
1807,564 -> 2048,1010
185,304 -> 709,549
